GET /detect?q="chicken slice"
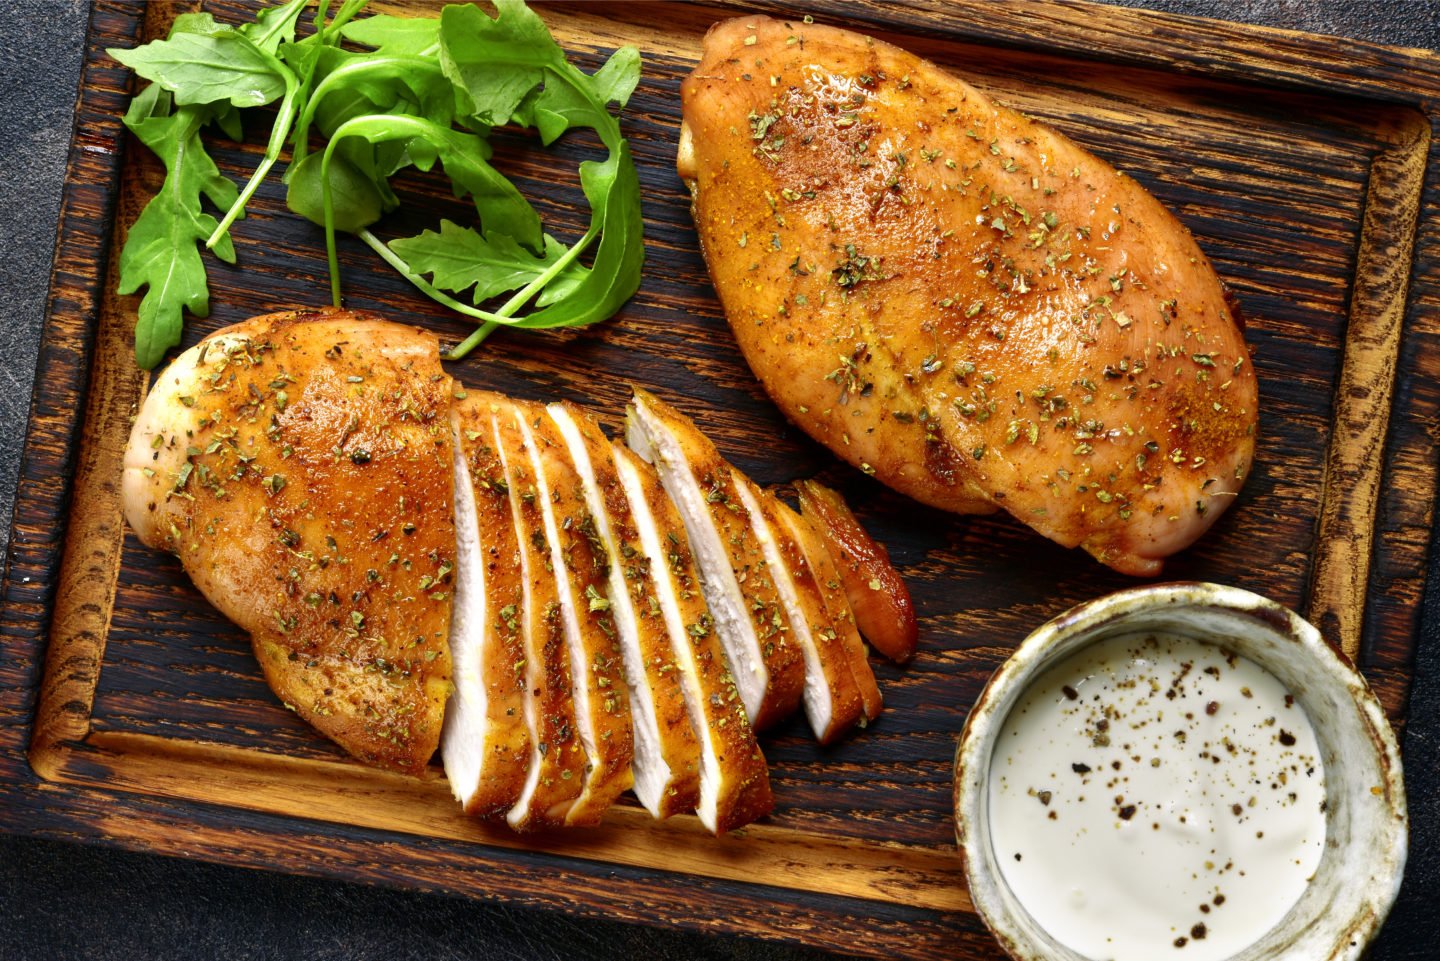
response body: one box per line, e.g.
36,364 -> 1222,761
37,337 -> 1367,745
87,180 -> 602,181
771,497 -> 883,724
121,308 -> 455,776
515,402 -> 633,826
547,402 -> 702,820
441,396 -> 531,818
678,17 -> 1258,576
485,394 -> 586,829
796,480 -> 918,665
730,473 -> 863,744
612,445 -> 774,833
625,388 -> 804,731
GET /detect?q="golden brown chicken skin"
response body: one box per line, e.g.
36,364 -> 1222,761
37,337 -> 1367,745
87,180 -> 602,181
122,308 -> 455,776
679,17 -> 1257,575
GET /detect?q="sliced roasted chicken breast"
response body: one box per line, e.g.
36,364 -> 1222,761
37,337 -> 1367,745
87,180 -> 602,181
122,308 -> 453,776
731,473 -> 863,744
516,402 -> 634,826
122,310 -> 913,835
613,445 -> 774,833
548,402 -> 702,820
626,388 -> 804,731
441,396 -> 531,818
486,394 -> 587,830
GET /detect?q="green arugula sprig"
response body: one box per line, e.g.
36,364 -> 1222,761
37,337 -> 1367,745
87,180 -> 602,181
114,83 -> 238,370
108,0 -> 644,368
111,1 -> 309,369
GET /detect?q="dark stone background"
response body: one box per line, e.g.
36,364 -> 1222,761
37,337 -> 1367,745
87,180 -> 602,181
1,1 -> 1436,958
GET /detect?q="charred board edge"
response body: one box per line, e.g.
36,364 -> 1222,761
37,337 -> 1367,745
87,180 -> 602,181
1,767 -> 990,960
720,0 -> 1440,105
2,2 -> 1440,960
1307,112 -> 1432,660
27,0 -> 160,774
50,728 -> 972,914
0,0 -> 135,772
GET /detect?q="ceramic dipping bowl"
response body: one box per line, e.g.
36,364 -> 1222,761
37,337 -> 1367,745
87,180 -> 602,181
954,582 -> 1407,961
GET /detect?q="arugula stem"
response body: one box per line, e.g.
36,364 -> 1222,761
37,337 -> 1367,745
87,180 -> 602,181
356,227 -> 501,358
248,0 -> 310,51
447,322 -> 500,360
494,222 -> 598,318
327,0 -> 371,35
321,135 -> 343,306
287,0 -> 369,170
356,227 -> 506,326
206,77 -> 298,249
327,222 -> 343,308
359,216 -> 596,360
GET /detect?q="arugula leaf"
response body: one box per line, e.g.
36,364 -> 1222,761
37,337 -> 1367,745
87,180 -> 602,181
112,0 -> 648,367
505,143 -> 643,330
296,112 -> 544,303
115,84 -> 237,369
433,0 -> 644,355
205,4 -> 314,248
109,24 -> 288,108
108,2 -> 307,253
246,0 -> 309,54
300,113 -> 540,242
589,47 -> 643,112
388,220 -> 585,305
209,102 -> 244,142
439,2 -> 636,147
293,51 -> 453,158
279,0 -> 372,172
437,1 -> 551,128
285,151 -> 385,233
341,15 -> 440,57
108,2 -> 312,367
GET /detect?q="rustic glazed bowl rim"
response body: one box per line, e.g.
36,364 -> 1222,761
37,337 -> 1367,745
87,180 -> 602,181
953,581 -> 1408,961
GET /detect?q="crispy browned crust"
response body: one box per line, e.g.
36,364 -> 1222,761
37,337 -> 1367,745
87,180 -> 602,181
797,480 -> 918,665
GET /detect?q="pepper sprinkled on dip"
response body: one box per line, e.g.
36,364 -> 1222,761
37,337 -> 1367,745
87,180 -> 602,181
988,633 -> 1325,960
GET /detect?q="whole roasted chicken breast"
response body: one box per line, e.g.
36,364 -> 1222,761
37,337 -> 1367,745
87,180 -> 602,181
678,17 -> 1258,575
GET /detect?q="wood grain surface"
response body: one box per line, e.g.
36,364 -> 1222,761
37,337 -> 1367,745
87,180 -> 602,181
3,2 -> 1440,958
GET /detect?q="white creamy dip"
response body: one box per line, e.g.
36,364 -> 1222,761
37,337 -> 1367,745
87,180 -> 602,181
988,632 -> 1326,961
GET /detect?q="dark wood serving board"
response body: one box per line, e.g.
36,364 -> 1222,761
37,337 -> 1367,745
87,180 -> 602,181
3,1 -> 1439,957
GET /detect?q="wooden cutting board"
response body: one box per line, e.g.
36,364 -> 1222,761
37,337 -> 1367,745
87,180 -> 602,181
3,1 -> 1439,957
